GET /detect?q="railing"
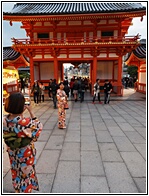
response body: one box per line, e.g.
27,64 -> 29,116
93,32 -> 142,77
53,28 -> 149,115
137,83 -> 146,94
3,83 -> 19,93
11,35 -> 140,45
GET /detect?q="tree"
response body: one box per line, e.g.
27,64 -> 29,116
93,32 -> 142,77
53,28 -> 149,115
127,65 -> 138,78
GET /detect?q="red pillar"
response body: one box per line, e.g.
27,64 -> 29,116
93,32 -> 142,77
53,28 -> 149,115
93,56 -> 97,84
118,56 -> 122,95
30,56 -> 34,87
137,61 -> 140,91
92,56 -> 97,95
54,57 -> 58,81
112,61 -> 114,82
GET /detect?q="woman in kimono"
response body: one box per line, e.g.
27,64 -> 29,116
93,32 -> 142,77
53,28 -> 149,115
56,82 -> 67,129
3,92 -> 43,193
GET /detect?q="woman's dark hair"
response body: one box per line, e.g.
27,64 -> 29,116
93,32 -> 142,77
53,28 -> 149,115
4,92 -> 25,114
59,82 -> 64,86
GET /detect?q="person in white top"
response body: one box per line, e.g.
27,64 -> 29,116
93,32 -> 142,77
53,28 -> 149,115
39,82 -> 45,102
92,79 -> 102,104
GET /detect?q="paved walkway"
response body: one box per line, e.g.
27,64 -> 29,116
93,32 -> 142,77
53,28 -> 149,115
3,89 -> 146,193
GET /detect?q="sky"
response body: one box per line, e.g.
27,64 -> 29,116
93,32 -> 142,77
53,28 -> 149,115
2,2 -> 147,47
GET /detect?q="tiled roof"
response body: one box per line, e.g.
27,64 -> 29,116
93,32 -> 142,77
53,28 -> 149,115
124,39 -> 146,61
3,47 -> 29,62
133,45 -> 146,59
3,47 -> 21,61
3,3 -> 146,15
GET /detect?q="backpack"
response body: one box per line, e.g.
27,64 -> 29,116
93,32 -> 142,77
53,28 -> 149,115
51,83 -> 58,95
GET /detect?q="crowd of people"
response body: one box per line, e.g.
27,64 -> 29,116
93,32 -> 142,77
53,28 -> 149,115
122,76 -> 137,89
29,77 -> 113,107
3,77 -> 113,193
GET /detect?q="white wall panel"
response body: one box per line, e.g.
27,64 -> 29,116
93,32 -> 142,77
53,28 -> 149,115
34,66 -> 39,80
44,55 -> 53,58
40,62 -> 54,80
98,54 -> 107,58
109,53 -> 118,57
97,61 -> 113,79
34,55 -> 42,59
57,54 -> 67,58
69,54 -> 81,58
139,72 -> 146,83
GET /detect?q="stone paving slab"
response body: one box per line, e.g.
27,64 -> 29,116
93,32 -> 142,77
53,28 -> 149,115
60,142 -> 80,161
3,90 -> 146,193
52,161 -> 80,193
36,150 -> 60,174
133,177 -> 146,193
104,162 -> 138,193
81,151 -> 105,176
81,176 -> 109,193
112,136 -> 137,152
120,152 -> 146,178
98,143 -> 123,162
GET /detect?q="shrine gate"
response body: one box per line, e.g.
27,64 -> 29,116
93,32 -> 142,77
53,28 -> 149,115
3,3 -> 146,95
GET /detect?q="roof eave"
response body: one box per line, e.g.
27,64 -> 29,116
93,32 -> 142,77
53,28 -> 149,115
3,10 -> 146,22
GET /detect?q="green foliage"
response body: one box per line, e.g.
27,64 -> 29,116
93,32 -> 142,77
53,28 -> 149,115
127,65 -> 138,78
18,71 -> 30,79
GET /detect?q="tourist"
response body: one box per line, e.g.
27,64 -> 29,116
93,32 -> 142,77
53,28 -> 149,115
49,79 -> 59,109
48,79 -> 53,100
31,80 -> 40,105
103,79 -> 113,104
20,78 -> 25,93
69,78 -> 74,97
39,82 -> 45,102
79,79 -> 86,103
56,82 -> 67,129
63,80 -> 70,98
72,79 -> 79,102
3,92 -> 43,193
92,79 -> 102,104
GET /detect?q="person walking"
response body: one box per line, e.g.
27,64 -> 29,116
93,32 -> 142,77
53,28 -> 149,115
39,82 -> 45,102
20,78 -> 25,93
56,82 -> 67,129
72,79 -> 79,102
48,79 -> 53,100
63,80 -> 70,98
49,79 -> 59,109
79,79 -> 86,103
31,80 -> 40,105
103,79 -> 113,104
92,79 -> 102,104
69,78 -> 74,97
3,92 -> 43,193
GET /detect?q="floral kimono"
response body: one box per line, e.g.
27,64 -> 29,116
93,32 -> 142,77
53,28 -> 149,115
56,89 -> 67,129
3,115 -> 43,193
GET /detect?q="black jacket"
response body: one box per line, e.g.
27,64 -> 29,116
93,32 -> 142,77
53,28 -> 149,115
104,83 -> 113,93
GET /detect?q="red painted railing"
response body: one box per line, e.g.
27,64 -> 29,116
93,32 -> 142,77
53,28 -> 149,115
137,83 -> 146,94
11,35 -> 139,45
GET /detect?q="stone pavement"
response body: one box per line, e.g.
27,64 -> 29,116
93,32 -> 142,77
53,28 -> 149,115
3,89 -> 146,193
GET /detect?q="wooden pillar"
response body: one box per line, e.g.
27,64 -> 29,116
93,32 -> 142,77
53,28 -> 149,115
61,63 -> 64,81
38,62 -> 40,81
118,56 -> 122,95
93,56 -> 97,85
92,56 -> 97,94
54,57 -> 58,81
137,61 -> 140,91
112,61 -> 115,82
30,56 -> 34,87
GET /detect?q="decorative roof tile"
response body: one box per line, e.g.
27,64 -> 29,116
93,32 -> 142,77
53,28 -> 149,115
124,39 -> 146,61
3,47 -> 29,62
3,3 -> 146,15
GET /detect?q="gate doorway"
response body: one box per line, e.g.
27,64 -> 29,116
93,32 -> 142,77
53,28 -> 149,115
62,62 -> 91,82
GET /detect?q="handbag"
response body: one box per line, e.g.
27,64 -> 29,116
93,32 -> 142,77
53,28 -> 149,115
64,102 -> 69,110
